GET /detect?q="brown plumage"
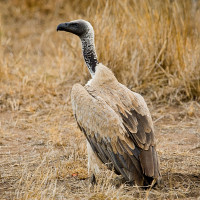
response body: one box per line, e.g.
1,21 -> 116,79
57,19 -> 161,186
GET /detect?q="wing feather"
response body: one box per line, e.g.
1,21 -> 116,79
71,83 -> 160,186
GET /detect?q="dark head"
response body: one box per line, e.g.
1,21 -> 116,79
57,19 -> 98,76
57,19 -> 94,39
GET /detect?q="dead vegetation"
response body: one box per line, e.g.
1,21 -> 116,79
0,0 -> 199,199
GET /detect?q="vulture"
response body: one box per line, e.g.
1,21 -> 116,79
57,19 -> 161,187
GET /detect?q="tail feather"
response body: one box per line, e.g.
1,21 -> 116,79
139,146 -> 154,177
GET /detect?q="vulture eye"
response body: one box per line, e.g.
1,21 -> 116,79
71,23 -> 79,28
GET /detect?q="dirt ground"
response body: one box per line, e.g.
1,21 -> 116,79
0,101 -> 199,199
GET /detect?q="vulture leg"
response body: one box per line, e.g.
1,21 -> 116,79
90,174 -> 97,185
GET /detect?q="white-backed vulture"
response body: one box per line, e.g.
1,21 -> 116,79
57,19 -> 161,187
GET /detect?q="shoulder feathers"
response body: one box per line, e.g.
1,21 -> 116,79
71,64 -> 161,186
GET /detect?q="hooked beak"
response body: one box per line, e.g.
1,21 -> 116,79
57,23 -> 69,32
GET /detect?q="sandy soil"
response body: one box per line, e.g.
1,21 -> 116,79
0,102 -> 199,199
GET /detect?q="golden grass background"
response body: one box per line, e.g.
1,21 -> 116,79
0,0 -> 200,199
1,0 -> 200,108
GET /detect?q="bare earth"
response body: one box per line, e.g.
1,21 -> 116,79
0,102 -> 199,199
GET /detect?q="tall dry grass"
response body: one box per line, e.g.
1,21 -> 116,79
0,0 -> 200,110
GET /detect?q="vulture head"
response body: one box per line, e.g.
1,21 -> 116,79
57,19 -> 94,39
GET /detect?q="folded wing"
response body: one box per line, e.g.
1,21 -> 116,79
71,83 -> 161,186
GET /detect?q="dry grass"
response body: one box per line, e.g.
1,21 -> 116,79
0,0 -> 200,199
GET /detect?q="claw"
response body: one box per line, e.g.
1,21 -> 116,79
90,174 -> 96,185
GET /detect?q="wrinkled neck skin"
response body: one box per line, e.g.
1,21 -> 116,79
80,32 -> 98,77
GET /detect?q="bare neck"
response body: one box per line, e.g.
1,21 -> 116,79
80,34 -> 98,77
